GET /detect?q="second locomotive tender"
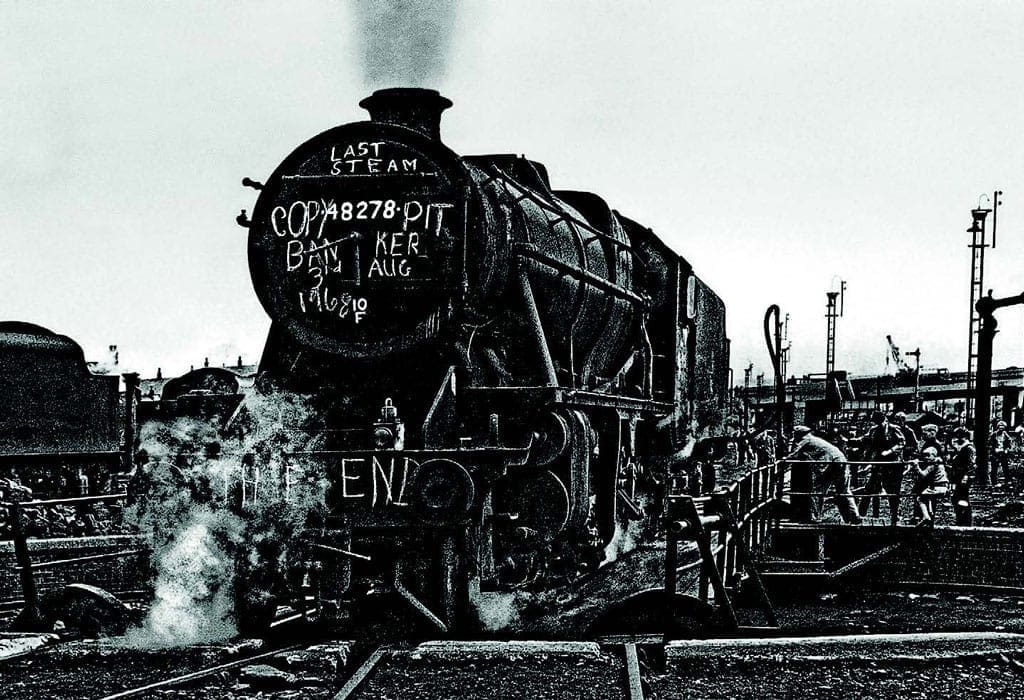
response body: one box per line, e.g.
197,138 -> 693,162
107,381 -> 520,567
243,88 -> 729,634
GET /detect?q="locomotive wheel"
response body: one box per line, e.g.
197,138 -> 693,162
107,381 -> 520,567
588,588 -> 724,639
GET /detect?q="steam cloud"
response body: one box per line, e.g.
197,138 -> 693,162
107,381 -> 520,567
473,590 -> 520,632
354,0 -> 459,87
599,520 -> 639,568
122,388 -> 325,647
123,506 -> 244,647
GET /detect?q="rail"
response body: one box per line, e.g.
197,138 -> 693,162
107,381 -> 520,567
664,458 -> 787,633
662,456 -> 929,633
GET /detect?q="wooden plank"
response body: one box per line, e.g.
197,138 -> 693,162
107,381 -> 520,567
892,581 -> 1024,596
414,641 -> 601,658
666,631 -> 1024,664
624,643 -> 645,700
829,543 -> 901,578
597,635 -> 663,646
333,644 -> 391,700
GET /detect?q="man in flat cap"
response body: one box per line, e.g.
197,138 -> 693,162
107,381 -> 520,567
891,412 -> 918,461
785,425 -> 862,524
949,427 -> 975,525
990,420 -> 1012,486
852,410 -> 905,519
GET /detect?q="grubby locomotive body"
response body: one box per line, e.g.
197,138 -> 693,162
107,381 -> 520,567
242,88 -> 729,635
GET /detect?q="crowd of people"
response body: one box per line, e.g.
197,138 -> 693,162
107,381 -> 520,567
668,410 -> 1020,528
0,465 -> 130,540
784,411 -> 1019,526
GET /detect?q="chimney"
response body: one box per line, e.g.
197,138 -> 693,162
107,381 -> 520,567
204,357 -> 209,368
156,367 -> 162,380
237,355 -> 243,368
359,88 -> 452,141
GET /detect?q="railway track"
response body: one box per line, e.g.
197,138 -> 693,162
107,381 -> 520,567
73,640 -> 406,700
8,630 -> 1024,699
2,636 -> 648,700
10,585 -> 1024,699
97,642 -> 305,700
81,638 -> 399,700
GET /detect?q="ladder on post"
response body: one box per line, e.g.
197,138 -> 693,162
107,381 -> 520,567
966,200 -> 997,423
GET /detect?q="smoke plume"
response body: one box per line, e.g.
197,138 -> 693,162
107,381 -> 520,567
122,387 -> 325,647
472,590 -> 520,632
123,506 -> 244,647
599,519 -> 639,567
354,0 -> 459,87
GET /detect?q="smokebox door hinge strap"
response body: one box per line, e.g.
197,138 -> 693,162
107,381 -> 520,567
422,366 -> 458,449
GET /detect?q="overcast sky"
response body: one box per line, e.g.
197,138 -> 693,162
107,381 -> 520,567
3,1 -> 1024,382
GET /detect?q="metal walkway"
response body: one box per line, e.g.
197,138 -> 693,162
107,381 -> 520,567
665,458 -> 1024,632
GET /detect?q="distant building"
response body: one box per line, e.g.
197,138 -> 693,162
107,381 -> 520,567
138,356 -> 257,401
737,367 -> 1024,430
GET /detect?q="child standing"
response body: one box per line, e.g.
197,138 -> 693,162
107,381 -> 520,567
908,446 -> 948,524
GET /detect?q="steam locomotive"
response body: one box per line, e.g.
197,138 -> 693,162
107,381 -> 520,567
238,88 -> 730,636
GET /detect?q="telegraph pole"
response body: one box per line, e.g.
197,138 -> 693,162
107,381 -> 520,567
966,192 -> 1001,424
825,293 -> 839,377
780,314 -> 791,382
825,280 -> 845,377
743,363 -> 753,432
